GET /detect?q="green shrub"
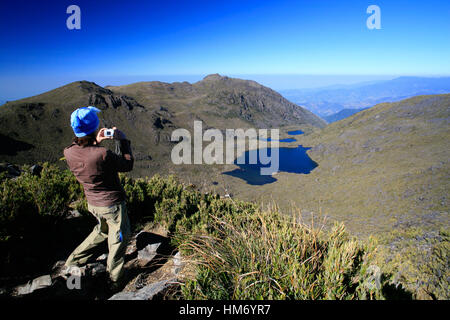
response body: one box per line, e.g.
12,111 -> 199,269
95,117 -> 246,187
418,230 -> 450,299
121,174 -> 205,232
0,163 -> 83,241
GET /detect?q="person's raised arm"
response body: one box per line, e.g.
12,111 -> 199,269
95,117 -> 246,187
99,127 -> 134,172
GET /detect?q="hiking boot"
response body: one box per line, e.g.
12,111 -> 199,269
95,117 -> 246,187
59,265 -> 86,280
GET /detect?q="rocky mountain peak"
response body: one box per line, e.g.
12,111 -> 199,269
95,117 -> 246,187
202,73 -> 228,81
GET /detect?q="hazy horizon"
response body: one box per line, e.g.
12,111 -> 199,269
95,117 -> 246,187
3,74 -> 450,103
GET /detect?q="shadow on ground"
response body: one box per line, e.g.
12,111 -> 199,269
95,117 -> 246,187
1,223 -> 176,300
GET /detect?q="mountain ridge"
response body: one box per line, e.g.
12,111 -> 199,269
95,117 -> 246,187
0,75 -> 326,178
107,74 -> 326,129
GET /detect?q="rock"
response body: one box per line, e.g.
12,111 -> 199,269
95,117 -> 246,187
137,243 -> 161,263
86,262 -> 106,277
125,234 -> 138,256
30,164 -> 43,176
172,252 -> 185,275
16,275 -> 52,295
108,279 -> 174,300
0,163 -> 21,177
66,209 -> 82,219
0,287 -> 7,297
133,273 -> 147,290
7,164 -> 21,176
364,265 -> 381,291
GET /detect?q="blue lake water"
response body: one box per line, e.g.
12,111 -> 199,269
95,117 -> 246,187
222,130 -> 317,185
261,137 -> 297,142
287,130 -> 304,135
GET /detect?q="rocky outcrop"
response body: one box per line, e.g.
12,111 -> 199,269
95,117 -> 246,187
2,229 -> 186,300
108,279 -> 175,300
15,275 -> 53,296
137,243 -> 161,265
88,93 -> 144,111
194,74 -> 327,128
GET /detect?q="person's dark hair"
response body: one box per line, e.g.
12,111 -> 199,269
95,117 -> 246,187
73,132 -> 97,146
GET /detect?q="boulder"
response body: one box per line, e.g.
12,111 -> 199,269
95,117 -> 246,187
7,164 -> 21,176
108,279 -> 174,300
15,275 -> 53,295
30,164 -> 43,176
137,243 -> 161,264
0,163 -> 21,177
132,273 -> 147,290
66,209 -> 82,219
172,251 -> 185,275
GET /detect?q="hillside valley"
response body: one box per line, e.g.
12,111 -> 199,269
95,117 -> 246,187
224,94 -> 449,294
0,78 -> 448,297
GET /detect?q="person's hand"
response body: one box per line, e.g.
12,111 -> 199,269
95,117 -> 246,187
96,128 -> 113,144
112,127 -> 127,140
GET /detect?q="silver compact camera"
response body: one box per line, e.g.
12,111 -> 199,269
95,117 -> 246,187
104,129 -> 115,137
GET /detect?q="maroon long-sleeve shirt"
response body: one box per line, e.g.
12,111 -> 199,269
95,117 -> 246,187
64,140 -> 134,207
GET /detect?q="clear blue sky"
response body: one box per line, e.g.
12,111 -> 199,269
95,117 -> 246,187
0,0 -> 449,100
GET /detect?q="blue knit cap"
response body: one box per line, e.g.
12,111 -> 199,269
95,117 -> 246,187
70,106 -> 101,137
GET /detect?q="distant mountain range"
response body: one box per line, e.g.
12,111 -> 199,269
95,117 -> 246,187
279,76 -> 450,117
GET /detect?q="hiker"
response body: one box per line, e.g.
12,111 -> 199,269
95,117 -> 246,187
63,106 -> 133,289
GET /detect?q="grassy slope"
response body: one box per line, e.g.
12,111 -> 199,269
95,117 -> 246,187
228,94 -> 449,233
224,94 -> 449,297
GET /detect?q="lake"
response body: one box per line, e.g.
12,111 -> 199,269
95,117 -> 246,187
222,130 -> 317,185
261,137 -> 297,142
287,130 -> 304,135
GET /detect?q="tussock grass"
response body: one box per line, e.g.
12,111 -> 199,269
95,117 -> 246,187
178,207 -> 391,300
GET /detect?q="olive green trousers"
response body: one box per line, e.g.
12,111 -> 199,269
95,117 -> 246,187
65,201 -> 131,282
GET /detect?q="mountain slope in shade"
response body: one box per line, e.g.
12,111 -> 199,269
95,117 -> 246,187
280,76 -> 450,116
0,81 -> 155,165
